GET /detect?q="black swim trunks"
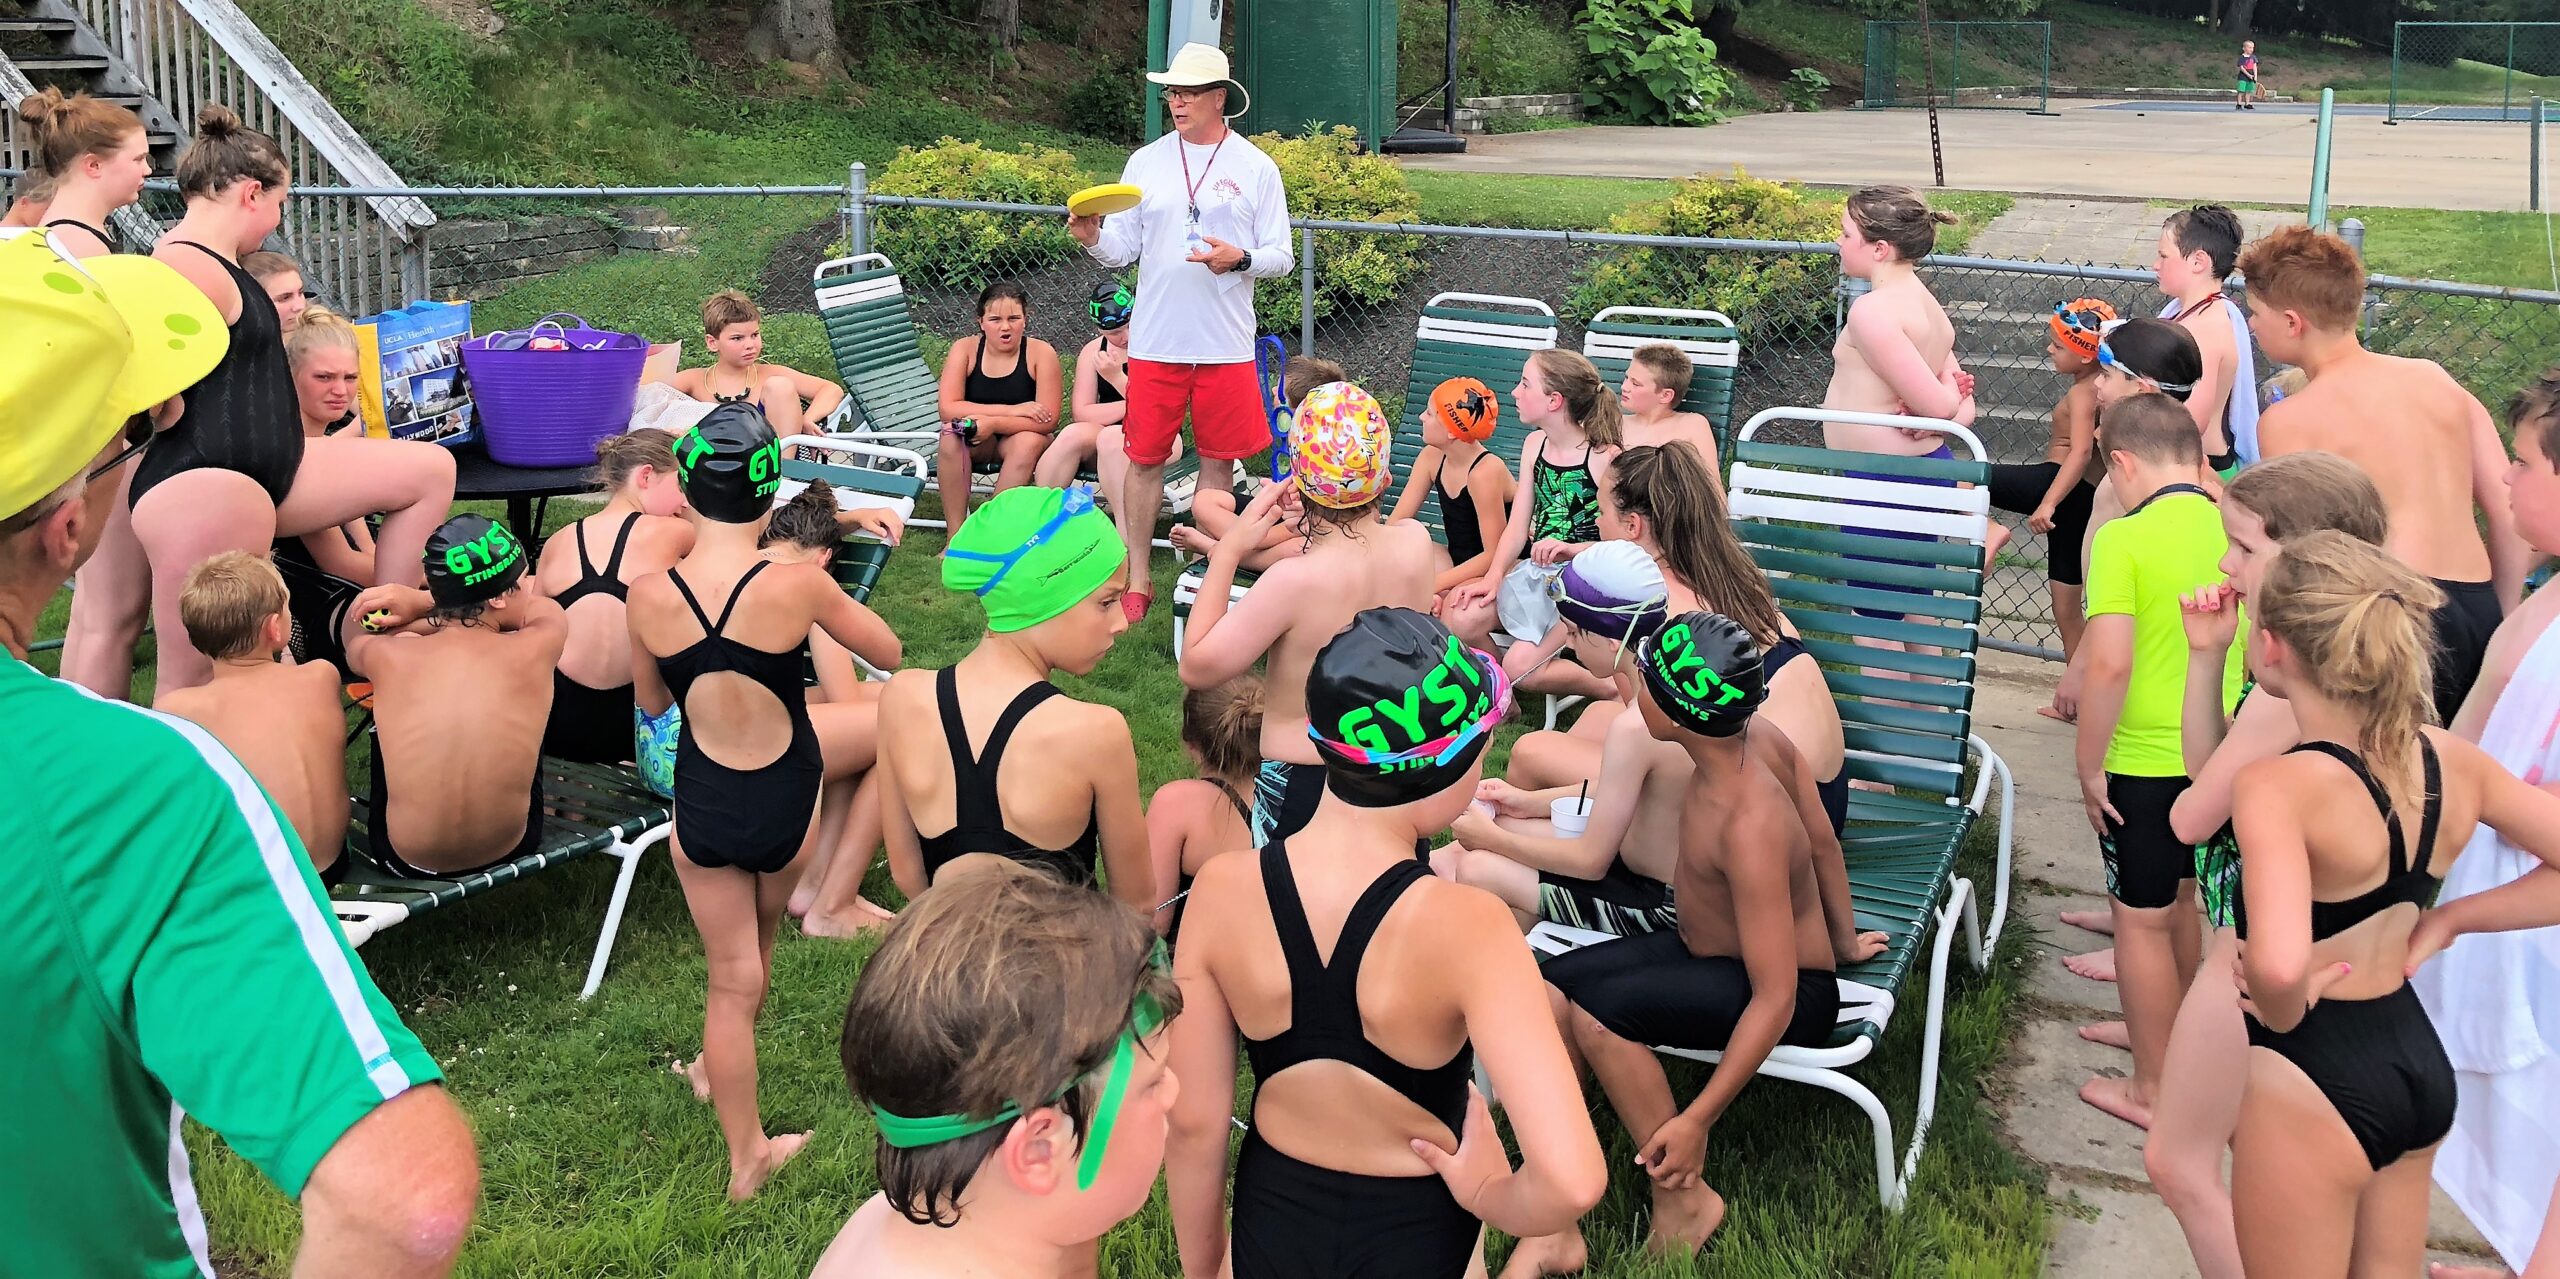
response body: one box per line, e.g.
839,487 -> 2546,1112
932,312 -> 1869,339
2426,578 -> 2502,726
1542,929 -> 1842,1052
1537,857 -> 1675,936
2101,772 -> 2192,911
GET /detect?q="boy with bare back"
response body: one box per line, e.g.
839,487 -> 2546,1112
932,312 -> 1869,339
2241,225 -> 2536,724
1619,343 -> 1721,477
157,550 -> 350,878
1510,611 -> 1886,1272
1179,380 -> 1438,845
344,513 -> 567,877
670,290 -> 844,440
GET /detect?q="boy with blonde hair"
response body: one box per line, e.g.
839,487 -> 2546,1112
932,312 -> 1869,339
156,551 -> 351,877
1618,342 -> 1719,477
671,288 -> 845,439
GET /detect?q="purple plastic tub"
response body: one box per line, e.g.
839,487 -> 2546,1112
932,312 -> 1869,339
460,312 -> 648,467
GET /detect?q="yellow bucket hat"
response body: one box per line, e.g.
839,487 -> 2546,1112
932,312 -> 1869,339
0,229 -> 228,519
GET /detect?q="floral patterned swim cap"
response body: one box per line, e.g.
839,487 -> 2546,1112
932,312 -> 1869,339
1290,381 -> 1394,510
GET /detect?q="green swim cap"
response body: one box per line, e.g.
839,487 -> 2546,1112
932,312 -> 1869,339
942,485 -> 1127,632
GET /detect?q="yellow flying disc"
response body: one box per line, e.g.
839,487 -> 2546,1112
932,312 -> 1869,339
1068,183 -> 1143,218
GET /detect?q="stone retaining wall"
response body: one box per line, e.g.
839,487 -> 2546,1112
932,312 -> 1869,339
425,205 -> 693,302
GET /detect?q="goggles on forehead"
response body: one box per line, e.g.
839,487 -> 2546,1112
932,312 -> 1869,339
1308,648 -> 1516,771
2051,301 -> 2108,334
942,485 -> 1099,599
870,937 -> 1172,1192
2095,341 -> 2194,396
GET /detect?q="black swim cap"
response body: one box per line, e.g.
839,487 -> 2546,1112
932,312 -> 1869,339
675,403 -> 782,523
423,513 -> 527,610
1636,610 -> 1765,738
1306,608 -> 1509,808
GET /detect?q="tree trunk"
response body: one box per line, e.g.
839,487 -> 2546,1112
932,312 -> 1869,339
978,0 -> 1021,50
746,0 -> 839,71
2219,0 -> 2257,38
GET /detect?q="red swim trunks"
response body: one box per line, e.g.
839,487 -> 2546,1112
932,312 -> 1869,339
1123,358 -> 1267,467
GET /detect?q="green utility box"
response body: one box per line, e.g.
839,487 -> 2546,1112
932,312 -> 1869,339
1233,0 -> 1398,147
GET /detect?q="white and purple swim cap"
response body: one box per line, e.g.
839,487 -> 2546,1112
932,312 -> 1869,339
1554,541 -> 1670,645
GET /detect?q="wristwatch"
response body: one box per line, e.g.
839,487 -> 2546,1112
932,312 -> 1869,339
1231,250 -> 1253,276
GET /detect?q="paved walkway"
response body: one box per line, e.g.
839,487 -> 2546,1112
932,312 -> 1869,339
1401,103 -> 2541,211
1962,199 -> 2299,266
1969,651 -> 2499,1276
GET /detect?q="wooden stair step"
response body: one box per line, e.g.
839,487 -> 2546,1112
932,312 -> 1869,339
12,54 -> 108,72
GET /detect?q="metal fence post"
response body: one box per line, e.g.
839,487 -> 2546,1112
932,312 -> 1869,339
2309,89 -> 2336,230
2509,23 -> 2519,121
2339,217 -> 2374,331
847,162 -> 870,257
2389,23 -> 2402,125
1298,224 -> 1318,354
2534,97 -> 2545,212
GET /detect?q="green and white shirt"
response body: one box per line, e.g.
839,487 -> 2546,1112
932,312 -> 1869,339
0,658 -> 441,1277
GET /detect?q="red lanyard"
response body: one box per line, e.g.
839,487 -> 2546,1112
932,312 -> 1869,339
1179,130 -> 1229,224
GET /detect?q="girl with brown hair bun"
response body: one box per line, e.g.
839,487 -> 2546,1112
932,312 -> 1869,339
60,105 -> 461,699
2225,530 -> 2560,1278
15,88 -> 148,258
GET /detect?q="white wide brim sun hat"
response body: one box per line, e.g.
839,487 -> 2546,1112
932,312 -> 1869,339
1147,42 -> 1251,119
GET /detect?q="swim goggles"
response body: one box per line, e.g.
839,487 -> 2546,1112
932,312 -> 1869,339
1548,579 -> 1670,668
942,484 -> 1099,598
869,936 -> 1172,1192
2095,340 -> 2194,396
1309,647 -> 1516,770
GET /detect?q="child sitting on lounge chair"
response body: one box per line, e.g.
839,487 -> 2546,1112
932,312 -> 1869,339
1169,354 -> 1346,573
670,289 -> 845,441
1618,342 -> 1721,476
533,428 -> 694,765
157,550 -> 349,878
1389,375 -> 1516,623
343,515 -> 567,878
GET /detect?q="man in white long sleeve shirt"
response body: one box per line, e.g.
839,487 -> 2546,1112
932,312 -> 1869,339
1067,42 -> 1295,623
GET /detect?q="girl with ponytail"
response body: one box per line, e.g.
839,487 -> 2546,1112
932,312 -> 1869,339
14,88 -> 148,258
2224,530 -> 2560,1278
63,105 -> 460,698
1445,348 -> 1624,700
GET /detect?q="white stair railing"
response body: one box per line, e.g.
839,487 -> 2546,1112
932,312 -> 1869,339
42,0 -> 434,314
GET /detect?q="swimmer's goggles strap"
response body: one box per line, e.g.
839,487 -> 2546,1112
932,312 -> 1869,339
868,937 -> 1169,1193
942,485 -> 1099,598
1308,648 -> 1516,770
2095,341 -> 2194,397
1550,579 -> 1669,669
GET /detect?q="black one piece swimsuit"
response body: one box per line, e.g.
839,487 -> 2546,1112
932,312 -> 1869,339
131,242 -> 303,507
1232,840 -> 1480,1279
1760,632 -> 1848,836
541,513 -> 642,764
2236,737 -> 2455,1171
914,666 -> 1102,887
658,562 -> 822,874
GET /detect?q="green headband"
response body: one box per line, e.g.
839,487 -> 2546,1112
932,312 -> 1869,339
870,939 -> 1170,1192
941,485 -> 1128,632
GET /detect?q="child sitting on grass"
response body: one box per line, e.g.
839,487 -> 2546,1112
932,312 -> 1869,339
1143,675 -> 1263,934
1169,353 -> 1347,572
156,550 -> 349,879
820,858 -> 1182,1278
1179,380 -> 1439,846
670,288 -> 845,441
1617,342 -> 1721,477
1389,375 -> 1516,621
344,514 -> 568,878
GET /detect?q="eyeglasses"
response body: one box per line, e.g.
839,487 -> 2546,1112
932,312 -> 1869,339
2095,341 -> 2194,396
1309,647 -> 1516,770
870,937 -> 1172,1191
84,412 -> 157,483
1161,86 -> 1217,102
942,485 -> 1098,598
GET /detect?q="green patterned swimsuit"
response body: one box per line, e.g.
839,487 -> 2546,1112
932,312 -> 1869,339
2193,680 -> 2254,930
1528,443 -> 1601,545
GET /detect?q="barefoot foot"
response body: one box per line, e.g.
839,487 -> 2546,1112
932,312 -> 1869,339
2078,1020 -> 2131,1051
2080,1073 -> 2154,1130
1645,1183 -> 1728,1257
2058,910 -> 2115,937
1497,1230 -> 1590,1278
1167,523 -> 1214,557
728,1131 -> 812,1202
672,1055 -> 712,1102
2034,703 -> 2078,724
2063,947 -> 2119,983
800,898 -> 897,939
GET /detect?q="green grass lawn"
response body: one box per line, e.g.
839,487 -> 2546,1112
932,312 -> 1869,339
84,488 -> 2040,1275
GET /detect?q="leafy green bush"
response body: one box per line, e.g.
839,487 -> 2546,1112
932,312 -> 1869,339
1062,66 -> 1144,144
1568,168 -> 1841,338
1248,127 -> 1432,337
1784,66 -> 1832,111
1399,0 -> 1589,99
1579,0 -> 1736,125
871,138 -> 1089,288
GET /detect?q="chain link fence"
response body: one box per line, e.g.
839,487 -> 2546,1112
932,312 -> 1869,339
2391,21 -> 2560,123
1860,21 -> 2053,114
